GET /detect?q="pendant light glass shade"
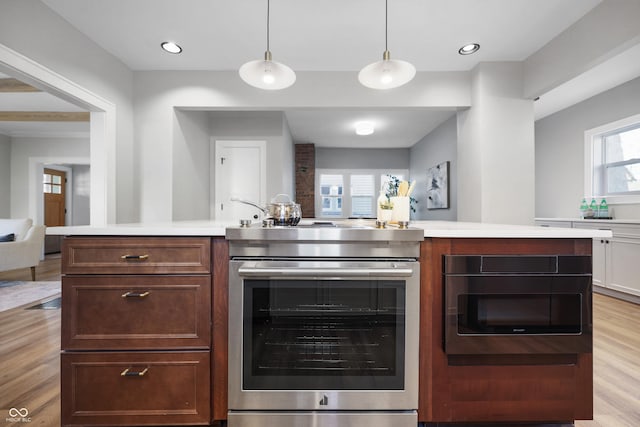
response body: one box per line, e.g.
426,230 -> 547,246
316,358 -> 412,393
239,0 -> 296,90
358,50 -> 416,89
359,0 -> 415,89
239,51 -> 296,90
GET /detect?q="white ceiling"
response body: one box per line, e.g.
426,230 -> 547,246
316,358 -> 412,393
6,0 -> 637,146
0,71 -> 90,138
41,0 -> 601,72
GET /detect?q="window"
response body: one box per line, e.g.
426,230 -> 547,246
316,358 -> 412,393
316,169 -> 407,219
319,174 -> 343,217
350,174 -> 375,217
601,126 -> 640,194
43,172 -> 63,194
586,114 -> 640,203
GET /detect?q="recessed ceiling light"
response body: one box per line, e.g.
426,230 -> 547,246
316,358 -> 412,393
355,121 -> 375,136
458,43 -> 480,55
161,41 -> 182,54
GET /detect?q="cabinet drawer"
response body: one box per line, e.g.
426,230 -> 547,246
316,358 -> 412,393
61,351 -> 210,426
62,275 -> 211,350
62,237 -> 211,274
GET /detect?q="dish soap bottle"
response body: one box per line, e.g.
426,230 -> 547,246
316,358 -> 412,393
599,199 -> 609,219
579,198 -> 588,218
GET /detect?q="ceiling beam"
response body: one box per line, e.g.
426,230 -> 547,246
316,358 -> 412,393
0,78 -> 41,92
0,111 -> 90,122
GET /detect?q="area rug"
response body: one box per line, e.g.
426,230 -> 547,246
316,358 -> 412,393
0,281 -> 61,312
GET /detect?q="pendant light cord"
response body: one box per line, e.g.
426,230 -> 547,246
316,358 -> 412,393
385,0 -> 388,52
266,0 -> 271,52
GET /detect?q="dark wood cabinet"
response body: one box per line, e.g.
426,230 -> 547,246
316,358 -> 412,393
61,351 -> 210,426
418,238 -> 593,423
60,236 -> 214,426
62,237 -> 211,275
61,275 -> 211,350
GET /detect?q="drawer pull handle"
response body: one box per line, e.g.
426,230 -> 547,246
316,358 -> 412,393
121,291 -> 150,298
120,254 -> 149,260
120,367 -> 149,377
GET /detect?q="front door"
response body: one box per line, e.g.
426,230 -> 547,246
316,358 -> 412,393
44,168 -> 65,253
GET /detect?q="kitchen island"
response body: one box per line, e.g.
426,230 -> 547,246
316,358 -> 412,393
47,220 -> 610,427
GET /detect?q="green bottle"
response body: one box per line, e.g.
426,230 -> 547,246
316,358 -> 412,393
599,199 -> 609,219
579,198 -> 588,218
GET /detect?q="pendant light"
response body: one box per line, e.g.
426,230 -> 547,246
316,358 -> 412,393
239,0 -> 296,90
358,0 -> 415,89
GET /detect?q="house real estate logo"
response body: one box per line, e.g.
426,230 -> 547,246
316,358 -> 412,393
6,407 -> 31,423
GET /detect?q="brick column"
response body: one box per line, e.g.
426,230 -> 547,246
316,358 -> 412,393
295,143 -> 315,218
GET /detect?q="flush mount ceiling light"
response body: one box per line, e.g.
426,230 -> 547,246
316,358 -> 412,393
160,41 -> 182,54
355,121 -> 375,136
358,0 -> 415,90
239,0 -> 296,90
458,43 -> 480,55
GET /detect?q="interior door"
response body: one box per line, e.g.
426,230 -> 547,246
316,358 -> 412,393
212,140 -> 266,221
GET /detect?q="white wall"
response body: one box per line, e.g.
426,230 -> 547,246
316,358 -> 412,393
457,63 -> 536,225
410,116 -> 457,221
280,115 -> 295,198
72,164 -> 91,225
172,110 -> 211,221
0,0 -> 135,223
0,133 -> 10,217
316,148 -> 409,170
535,76 -> 640,219
10,136 -> 89,223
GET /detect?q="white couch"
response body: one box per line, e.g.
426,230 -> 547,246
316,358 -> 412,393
0,218 -> 46,280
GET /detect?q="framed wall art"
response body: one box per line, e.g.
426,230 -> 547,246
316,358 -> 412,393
426,161 -> 449,209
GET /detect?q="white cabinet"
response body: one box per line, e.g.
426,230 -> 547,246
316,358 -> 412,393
536,219 -> 640,302
590,236 -> 607,288
606,227 -> 640,298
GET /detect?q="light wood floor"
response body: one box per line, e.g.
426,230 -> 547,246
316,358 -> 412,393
1,255 -> 639,427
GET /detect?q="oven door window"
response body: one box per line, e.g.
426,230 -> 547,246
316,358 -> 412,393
243,279 -> 405,390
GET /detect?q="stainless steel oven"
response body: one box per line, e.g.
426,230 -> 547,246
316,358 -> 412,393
444,255 -> 592,355
226,223 -> 423,427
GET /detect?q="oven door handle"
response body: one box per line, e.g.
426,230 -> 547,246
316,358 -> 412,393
238,266 -> 415,277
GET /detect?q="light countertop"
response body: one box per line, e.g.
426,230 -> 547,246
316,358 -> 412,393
46,219 -> 612,239
535,217 -> 640,225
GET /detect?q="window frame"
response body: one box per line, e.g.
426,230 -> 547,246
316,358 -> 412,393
315,168 -> 408,219
585,113 -> 640,204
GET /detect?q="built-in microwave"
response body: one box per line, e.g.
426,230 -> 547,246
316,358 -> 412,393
444,255 -> 592,355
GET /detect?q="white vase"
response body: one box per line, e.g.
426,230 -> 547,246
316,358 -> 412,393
378,209 -> 392,222
390,196 -> 410,222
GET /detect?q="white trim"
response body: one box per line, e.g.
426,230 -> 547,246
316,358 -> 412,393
0,43 -> 117,225
584,112 -> 640,204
